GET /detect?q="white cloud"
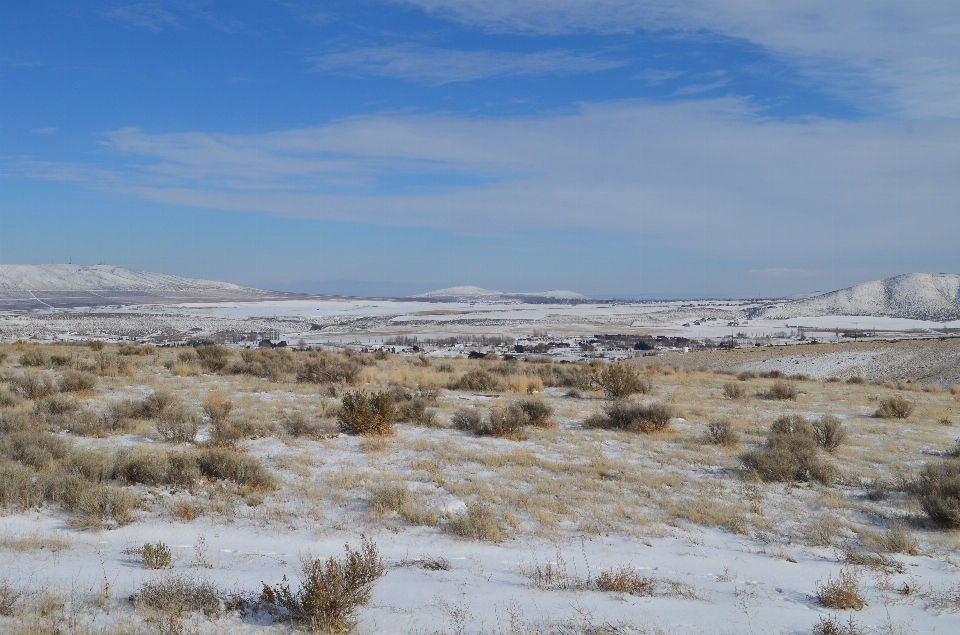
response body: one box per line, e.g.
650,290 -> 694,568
13,98 -> 955,263
107,3 -> 180,31
309,45 -> 626,84
396,0 -> 960,118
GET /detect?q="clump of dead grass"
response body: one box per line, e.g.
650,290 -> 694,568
338,390 -> 396,436
816,566 -> 867,610
446,501 -> 502,541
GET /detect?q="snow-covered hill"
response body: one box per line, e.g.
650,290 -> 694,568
414,285 -> 589,303
0,264 -> 250,292
758,273 -> 960,321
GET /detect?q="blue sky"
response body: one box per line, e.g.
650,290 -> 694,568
2,1 -> 959,298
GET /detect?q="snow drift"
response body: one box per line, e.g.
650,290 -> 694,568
758,273 -> 960,321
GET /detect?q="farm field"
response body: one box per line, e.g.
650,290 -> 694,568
0,340 -> 958,634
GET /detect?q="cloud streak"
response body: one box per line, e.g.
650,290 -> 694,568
396,0 -> 960,118
11,98 -> 958,264
308,45 -> 627,84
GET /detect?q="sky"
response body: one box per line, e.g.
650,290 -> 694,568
1,1 -> 959,298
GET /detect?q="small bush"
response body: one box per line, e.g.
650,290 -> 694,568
816,567 -> 866,610
454,368 -> 501,392
338,390 -> 395,436
0,388 -> 21,408
812,615 -> 866,635
706,419 -> 739,447
142,542 -> 173,569
261,536 -> 386,632
71,485 -> 138,529
118,343 -> 152,356
195,345 -> 231,372
231,348 -> 297,381
723,382 -> 745,399
764,380 -> 798,401
57,370 -> 97,393
196,448 -> 275,489
742,415 -> 831,484
483,404 -> 528,438
296,353 -> 362,385
134,574 -> 223,617
585,401 -> 675,433
594,363 -> 651,399
846,376 -> 865,385
451,408 -> 483,432
951,384 -> 960,396
19,349 -> 47,367
281,411 -> 332,438
0,577 -> 23,616
596,567 -> 655,596
11,372 -> 56,400
812,415 -> 847,452
913,461 -> 960,529
447,501 -> 502,541
396,397 -> 437,426
517,398 -> 554,427
202,392 -> 233,424
155,404 -> 200,444
874,396 -> 914,419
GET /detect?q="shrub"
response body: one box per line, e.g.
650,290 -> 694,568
764,380 -> 798,400
231,348 -> 297,381
57,370 -> 97,393
812,415 -> 847,452
585,401 -> 675,433
454,368 -> 501,392
134,574 -> 223,617
846,376 -> 865,385
952,384 -> 960,396
0,388 -> 21,408
202,392 -> 233,424
396,397 -> 437,426
296,353 -> 362,385
706,419 -> 739,447
0,429 -> 70,469
281,411 -> 331,438
723,382 -> 745,399
196,448 -> 274,489
116,450 -> 200,489
19,349 -> 47,367
155,404 -> 200,444
596,567 -> 655,596
451,407 -> 483,432
195,345 -> 231,372
71,485 -> 138,529
142,542 -> 173,569
517,398 -> 553,427
66,447 -> 116,484
812,615 -> 866,635
483,404 -> 528,438
741,415 -> 831,484
261,537 -> 386,632
11,372 -> 56,399
118,343 -> 152,356
138,391 -> 178,419
874,396 -> 914,419
446,502 -> 502,541
594,363 -> 650,399
736,371 -> 756,381
913,461 -> 960,529
337,390 -> 395,436
816,567 -> 866,610
0,577 -> 23,616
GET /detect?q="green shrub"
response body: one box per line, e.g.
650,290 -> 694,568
875,396 -> 914,419
261,537 -> 386,632
337,390 -> 395,436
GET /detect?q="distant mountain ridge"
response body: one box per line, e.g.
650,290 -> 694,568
414,285 -> 590,303
758,273 -> 960,321
0,264 -> 250,292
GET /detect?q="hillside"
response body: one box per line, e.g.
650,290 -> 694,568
414,285 -> 590,303
0,264 -> 249,292
758,272 -> 960,321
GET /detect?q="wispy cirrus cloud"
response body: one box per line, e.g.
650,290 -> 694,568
396,0 -> 960,118
106,3 -> 180,31
11,98 -> 959,263
308,44 -> 627,84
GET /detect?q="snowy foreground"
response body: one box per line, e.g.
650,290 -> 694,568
1,342 -> 959,634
